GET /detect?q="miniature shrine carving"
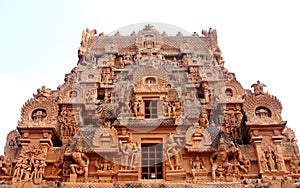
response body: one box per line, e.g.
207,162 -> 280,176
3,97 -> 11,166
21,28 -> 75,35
185,123 -> 211,151
0,24 -> 298,187
92,121 -> 118,151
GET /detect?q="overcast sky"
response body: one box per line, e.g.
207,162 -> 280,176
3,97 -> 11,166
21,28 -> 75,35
0,0 -> 299,154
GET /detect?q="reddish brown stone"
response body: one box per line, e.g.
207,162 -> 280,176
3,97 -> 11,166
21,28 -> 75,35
0,25 -> 298,187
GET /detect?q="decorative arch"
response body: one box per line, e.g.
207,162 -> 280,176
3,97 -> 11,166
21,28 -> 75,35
214,79 -> 245,103
19,97 -> 58,127
57,84 -> 84,104
243,94 -> 283,124
92,125 -> 118,150
133,66 -> 169,83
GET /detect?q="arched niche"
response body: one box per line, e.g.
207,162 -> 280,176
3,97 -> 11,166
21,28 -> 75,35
255,106 -> 272,118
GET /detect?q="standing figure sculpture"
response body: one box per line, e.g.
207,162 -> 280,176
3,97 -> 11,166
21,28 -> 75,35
119,133 -> 139,170
260,153 -> 269,172
165,133 -> 182,170
267,153 -> 275,171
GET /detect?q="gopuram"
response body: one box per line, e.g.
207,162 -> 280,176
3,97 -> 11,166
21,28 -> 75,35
0,25 -> 299,188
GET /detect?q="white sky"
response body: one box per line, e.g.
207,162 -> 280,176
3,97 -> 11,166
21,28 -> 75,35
0,0 -> 299,155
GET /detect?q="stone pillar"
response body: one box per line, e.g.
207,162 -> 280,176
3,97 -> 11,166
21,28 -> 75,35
254,141 -> 264,174
273,134 -> 287,172
251,132 -> 264,174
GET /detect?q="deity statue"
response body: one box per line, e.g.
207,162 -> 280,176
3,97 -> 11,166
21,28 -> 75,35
260,153 -> 269,172
119,134 -> 139,170
0,156 -> 12,176
32,110 -> 46,124
274,153 -> 284,171
58,108 -> 77,138
199,111 -> 209,127
94,157 -> 113,171
31,160 -> 46,184
234,148 -> 250,173
193,123 -> 204,138
190,154 -> 206,181
165,133 -> 183,170
191,155 -> 205,170
210,140 -> 231,182
133,100 -> 144,117
11,144 -> 47,184
266,151 -> 275,171
64,145 -> 89,182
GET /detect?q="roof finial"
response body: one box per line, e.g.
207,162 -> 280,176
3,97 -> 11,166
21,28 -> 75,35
144,24 -> 154,31
251,80 -> 266,95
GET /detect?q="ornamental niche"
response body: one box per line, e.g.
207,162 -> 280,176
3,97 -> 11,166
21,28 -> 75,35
0,24 -> 298,188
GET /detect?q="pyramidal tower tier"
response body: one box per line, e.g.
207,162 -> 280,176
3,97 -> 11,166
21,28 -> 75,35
0,25 -> 298,188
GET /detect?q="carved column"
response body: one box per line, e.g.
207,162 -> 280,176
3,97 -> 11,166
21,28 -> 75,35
273,133 -> 287,172
251,132 -> 264,174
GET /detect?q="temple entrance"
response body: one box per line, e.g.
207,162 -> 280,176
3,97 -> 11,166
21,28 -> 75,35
141,143 -> 163,179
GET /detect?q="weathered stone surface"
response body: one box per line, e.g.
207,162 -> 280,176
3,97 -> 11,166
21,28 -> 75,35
0,25 -> 297,187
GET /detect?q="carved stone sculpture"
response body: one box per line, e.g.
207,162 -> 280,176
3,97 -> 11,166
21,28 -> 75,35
79,28 -> 97,57
210,140 -> 231,182
190,155 -> 207,182
1,25 -> 299,186
290,154 -> 300,174
165,133 -> 183,170
251,80 -> 266,95
119,134 -> 139,170
58,107 -> 77,139
64,145 -> 89,182
12,144 -> 47,184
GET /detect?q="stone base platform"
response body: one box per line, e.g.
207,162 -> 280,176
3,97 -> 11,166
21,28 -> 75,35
60,182 -> 244,188
117,170 -> 138,182
165,170 -> 186,181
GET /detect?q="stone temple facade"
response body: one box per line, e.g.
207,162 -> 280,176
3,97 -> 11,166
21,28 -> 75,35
0,25 -> 299,187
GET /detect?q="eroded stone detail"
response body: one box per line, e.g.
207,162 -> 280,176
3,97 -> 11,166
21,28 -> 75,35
12,144 -> 47,185
0,25 -> 298,187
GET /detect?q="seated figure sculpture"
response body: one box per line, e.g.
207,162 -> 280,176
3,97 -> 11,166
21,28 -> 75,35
210,140 -> 231,182
65,145 -> 89,182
